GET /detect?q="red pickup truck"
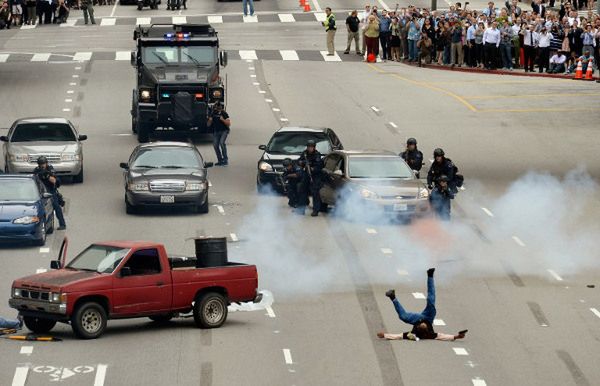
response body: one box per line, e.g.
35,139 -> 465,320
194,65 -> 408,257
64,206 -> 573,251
9,239 -> 260,339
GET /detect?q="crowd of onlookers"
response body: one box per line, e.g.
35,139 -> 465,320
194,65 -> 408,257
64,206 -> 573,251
345,1 -> 599,75
0,0 -> 112,28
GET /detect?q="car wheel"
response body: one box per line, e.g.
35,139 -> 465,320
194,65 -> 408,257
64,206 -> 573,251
23,316 -> 57,333
196,198 -> 209,214
137,3 -> 142,9
34,221 -> 46,246
46,212 -> 55,235
193,292 -> 228,329
149,313 -> 174,323
125,196 -> 137,215
71,302 -> 107,339
73,168 -> 84,183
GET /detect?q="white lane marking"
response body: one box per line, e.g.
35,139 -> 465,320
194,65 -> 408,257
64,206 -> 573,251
266,306 -> 276,318
433,319 -> 446,326
512,236 -> 526,247
100,18 -> 116,26
94,364 -> 108,386
320,51 -> 342,62
0,54 -> 9,63
547,269 -> 563,281
207,15 -> 223,24
115,51 -> 130,61
73,52 -> 92,61
381,248 -> 392,255
472,379 -> 487,386
74,66 -> 82,70
278,13 -> 296,22
280,50 -> 299,61
21,24 -> 36,30
136,17 -> 151,25
67,90 -> 75,94
377,0 -> 391,10
60,19 -> 76,27
110,133 -> 132,136
370,106 -> 380,113
216,205 -> 225,214
590,308 -> 600,319
412,292 -> 425,299
579,299 -> 585,303
39,247 -> 50,253
388,122 -> 398,129
172,16 -> 187,24
230,233 -> 238,242
481,207 -> 494,217
239,50 -> 258,60
272,108 -> 280,112
250,74 -> 257,78
245,59 -> 253,63
243,15 -> 258,23
313,2 -> 324,14
12,366 -> 29,386
283,349 -> 293,364
248,66 -> 255,70
31,53 -> 51,62
280,118 -> 289,122
366,228 -> 377,234
252,82 -> 260,86
110,0 -> 118,17
36,268 -> 47,274
69,82 -> 77,86
453,347 -> 469,356
258,90 -> 266,94
397,269 -> 409,276
208,180 -> 212,187
62,108 -> 71,112
72,74 -> 79,78
265,99 -> 273,103
20,346 -> 33,355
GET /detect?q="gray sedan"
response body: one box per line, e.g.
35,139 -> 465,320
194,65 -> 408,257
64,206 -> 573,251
319,150 -> 431,220
120,142 -> 213,214
1,117 -> 87,183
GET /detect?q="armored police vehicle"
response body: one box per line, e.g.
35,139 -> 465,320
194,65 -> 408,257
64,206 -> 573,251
131,24 -> 228,142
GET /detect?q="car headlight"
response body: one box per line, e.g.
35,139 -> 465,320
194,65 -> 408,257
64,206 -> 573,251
128,182 -> 149,191
9,154 -> 29,162
419,189 -> 429,199
186,182 -> 205,191
61,153 -> 81,161
50,292 -> 67,303
12,288 -> 21,298
360,189 -> 378,199
259,162 -> 273,172
140,89 -> 152,102
13,216 -> 40,224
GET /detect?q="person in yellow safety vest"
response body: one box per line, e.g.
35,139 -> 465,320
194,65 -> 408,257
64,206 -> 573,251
322,7 -> 337,56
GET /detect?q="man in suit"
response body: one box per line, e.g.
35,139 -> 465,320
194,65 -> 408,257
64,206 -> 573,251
531,0 -> 546,18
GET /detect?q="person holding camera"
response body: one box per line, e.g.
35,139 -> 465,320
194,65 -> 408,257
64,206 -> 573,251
34,156 -> 66,230
207,102 -> 231,166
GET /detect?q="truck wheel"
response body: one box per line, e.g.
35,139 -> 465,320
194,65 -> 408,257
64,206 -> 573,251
137,3 -> 143,10
23,316 -> 57,333
193,292 -> 228,329
46,213 -> 55,234
71,302 -> 107,339
137,124 -> 150,143
149,314 -> 174,323
34,221 -> 46,246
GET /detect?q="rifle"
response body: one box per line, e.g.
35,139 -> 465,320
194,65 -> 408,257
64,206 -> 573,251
301,153 -> 314,185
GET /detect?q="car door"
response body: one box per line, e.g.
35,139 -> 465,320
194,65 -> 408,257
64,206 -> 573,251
320,154 -> 341,204
112,248 -> 172,316
38,181 -> 53,225
328,129 -> 343,150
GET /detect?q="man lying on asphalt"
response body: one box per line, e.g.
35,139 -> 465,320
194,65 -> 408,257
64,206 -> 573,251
377,268 -> 468,341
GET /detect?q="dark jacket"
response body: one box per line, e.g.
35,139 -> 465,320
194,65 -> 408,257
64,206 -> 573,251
298,150 -> 323,182
33,165 -> 60,193
404,320 -> 438,340
400,149 -> 424,172
427,157 -> 455,188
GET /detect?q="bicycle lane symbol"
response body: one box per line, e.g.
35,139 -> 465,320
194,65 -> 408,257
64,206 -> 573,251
32,364 -> 98,382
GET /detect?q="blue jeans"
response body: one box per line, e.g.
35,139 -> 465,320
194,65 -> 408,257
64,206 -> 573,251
408,39 -> 417,61
0,316 -> 20,329
392,277 -> 436,325
213,130 -> 229,164
500,43 -> 512,69
242,0 -> 254,16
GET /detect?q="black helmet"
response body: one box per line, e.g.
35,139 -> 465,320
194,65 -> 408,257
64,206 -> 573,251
407,138 -> 417,145
307,140 -> 316,147
37,156 -> 48,165
282,158 -> 292,167
438,175 -> 450,182
433,148 -> 445,157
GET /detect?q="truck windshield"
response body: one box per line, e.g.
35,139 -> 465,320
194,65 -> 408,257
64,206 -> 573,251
142,46 -> 215,65
67,245 -> 130,274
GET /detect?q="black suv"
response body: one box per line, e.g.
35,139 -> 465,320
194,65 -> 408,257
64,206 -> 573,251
256,127 -> 343,192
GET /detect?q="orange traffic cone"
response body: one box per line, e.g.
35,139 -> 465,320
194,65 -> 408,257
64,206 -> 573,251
573,59 -> 583,79
584,58 -> 594,80
304,2 -> 311,11
299,0 -> 305,6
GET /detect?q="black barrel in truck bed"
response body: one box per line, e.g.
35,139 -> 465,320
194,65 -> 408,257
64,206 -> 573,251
195,237 -> 227,268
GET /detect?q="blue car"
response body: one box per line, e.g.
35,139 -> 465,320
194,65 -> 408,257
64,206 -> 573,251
0,174 -> 55,246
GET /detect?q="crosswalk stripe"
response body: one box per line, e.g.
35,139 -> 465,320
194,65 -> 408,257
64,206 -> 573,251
243,15 -> 258,23
0,54 -> 9,63
73,52 -> 92,61
60,19 -> 77,27
136,17 -> 151,25
20,24 -> 36,30
207,15 -> 223,24
172,16 -> 187,24
31,53 -> 51,62
320,51 -> 342,62
278,13 -> 296,22
280,50 -> 299,61
239,50 -> 258,60
314,12 -> 327,22
100,18 -> 116,26
115,51 -> 131,61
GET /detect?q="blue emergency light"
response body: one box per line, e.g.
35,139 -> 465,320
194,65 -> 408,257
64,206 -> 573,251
164,32 -> 192,41
161,93 -> 170,98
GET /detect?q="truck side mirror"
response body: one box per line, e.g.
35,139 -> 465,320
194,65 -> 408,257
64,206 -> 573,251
219,51 -> 228,67
130,51 -> 136,66
78,134 -> 88,141
0,136 -> 7,142
120,267 -> 132,277
50,260 -> 61,269
119,162 -> 129,170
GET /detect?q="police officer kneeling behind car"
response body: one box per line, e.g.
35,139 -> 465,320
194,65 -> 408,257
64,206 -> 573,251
282,158 -> 303,208
34,156 -> 66,230
400,138 -> 424,178
298,140 -> 324,217
427,148 -> 460,194
429,175 -> 454,221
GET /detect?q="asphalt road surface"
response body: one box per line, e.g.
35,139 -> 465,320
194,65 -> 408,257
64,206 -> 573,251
1,1 -> 600,385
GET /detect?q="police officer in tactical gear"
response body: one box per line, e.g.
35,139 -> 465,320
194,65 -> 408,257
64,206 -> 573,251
298,140 -> 324,217
282,158 -> 302,208
427,148 -> 457,193
34,156 -> 67,230
400,138 -> 424,178
429,175 -> 454,220
207,102 -> 231,166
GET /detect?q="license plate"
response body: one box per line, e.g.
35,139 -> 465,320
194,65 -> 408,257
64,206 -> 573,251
393,203 -> 408,211
160,195 -> 175,204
